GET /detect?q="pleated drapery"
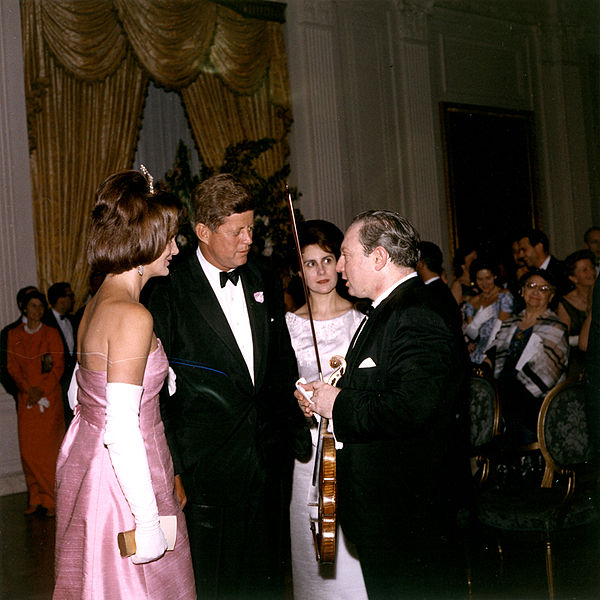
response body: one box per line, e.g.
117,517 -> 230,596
21,0 -> 292,303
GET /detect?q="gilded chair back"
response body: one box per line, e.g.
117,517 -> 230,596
537,377 -> 591,489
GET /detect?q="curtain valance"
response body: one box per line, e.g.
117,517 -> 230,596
37,0 -> 285,96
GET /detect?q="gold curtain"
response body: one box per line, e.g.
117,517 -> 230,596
21,0 -> 292,305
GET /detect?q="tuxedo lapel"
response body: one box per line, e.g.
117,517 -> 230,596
345,278 -> 417,369
182,256 -> 250,379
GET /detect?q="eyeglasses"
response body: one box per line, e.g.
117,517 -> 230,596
525,282 -> 551,293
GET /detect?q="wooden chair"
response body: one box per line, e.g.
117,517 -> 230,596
467,367 -> 501,483
474,377 -> 599,600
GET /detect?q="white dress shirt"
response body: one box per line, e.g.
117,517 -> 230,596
52,308 -> 74,355
196,248 -> 254,383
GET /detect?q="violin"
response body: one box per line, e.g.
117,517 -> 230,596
310,355 -> 345,564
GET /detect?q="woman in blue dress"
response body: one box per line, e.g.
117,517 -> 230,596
464,259 -> 514,364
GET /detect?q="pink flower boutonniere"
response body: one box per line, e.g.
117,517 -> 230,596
254,291 -> 264,303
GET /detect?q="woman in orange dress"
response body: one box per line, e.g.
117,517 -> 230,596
7,290 -> 65,516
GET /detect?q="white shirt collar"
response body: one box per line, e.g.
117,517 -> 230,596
372,271 -> 418,308
540,255 -> 551,270
196,246 -> 231,289
424,275 -> 440,285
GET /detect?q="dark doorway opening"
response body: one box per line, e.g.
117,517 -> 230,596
440,102 -> 540,266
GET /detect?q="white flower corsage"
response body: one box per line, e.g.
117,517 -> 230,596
253,291 -> 264,303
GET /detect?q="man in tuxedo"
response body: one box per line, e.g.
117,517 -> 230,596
416,240 -> 463,331
147,174 -> 310,599
42,282 -> 76,426
297,210 -> 469,599
1,285 -> 38,408
518,229 -> 566,296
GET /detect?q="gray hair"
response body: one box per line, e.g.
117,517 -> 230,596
351,210 -> 421,268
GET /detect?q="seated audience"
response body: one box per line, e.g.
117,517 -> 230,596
486,269 -> 569,447
556,249 -> 596,377
464,259 -> 513,364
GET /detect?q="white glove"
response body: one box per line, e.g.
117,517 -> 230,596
68,363 -> 80,409
104,382 -> 167,564
465,304 -> 495,339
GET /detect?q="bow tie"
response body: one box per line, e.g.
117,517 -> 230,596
220,269 -> 240,288
59,314 -> 68,321
363,304 -> 374,316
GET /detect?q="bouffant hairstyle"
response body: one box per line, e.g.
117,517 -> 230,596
290,219 -> 344,273
190,173 -> 253,230
22,290 -> 47,310
469,258 -> 499,283
88,171 -> 181,274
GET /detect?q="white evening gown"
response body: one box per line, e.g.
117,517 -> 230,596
286,309 -> 368,600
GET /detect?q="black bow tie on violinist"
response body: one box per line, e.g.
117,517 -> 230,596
219,269 -> 240,287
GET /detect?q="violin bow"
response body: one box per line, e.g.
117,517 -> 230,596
285,184 -> 326,486
285,184 -> 324,382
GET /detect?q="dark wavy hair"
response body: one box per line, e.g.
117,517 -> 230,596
290,219 -> 344,273
88,171 -> 181,274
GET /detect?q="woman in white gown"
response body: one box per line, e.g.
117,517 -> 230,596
285,220 -> 368,600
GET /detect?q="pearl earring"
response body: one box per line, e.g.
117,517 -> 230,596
138,265 -> 144,276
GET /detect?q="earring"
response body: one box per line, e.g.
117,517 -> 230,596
138,265 -> 144,276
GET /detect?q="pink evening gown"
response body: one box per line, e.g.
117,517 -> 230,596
53,340 -> 196,599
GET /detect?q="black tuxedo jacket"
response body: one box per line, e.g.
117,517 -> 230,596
332,276 -> 469,547
41,310 -> 76,386
424,277 -> 463,333
147,253 -> 310,506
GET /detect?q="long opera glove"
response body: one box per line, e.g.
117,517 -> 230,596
104,382 -> 167,564
67,363 -> 79,409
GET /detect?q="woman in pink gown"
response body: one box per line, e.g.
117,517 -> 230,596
53,170 -> 196,599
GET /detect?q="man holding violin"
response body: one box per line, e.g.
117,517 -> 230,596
297,210 -> 469,599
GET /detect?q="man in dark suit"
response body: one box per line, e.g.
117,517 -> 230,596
147,174 -> 310,599
42,281 -> 76,427
1,285 -> 38,408
416,240 -> 463,331
518,229 -> 566,296
297,210 -> 469,599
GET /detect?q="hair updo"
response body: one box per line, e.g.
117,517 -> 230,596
87,170 -> 181,274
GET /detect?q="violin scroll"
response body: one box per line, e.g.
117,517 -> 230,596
327,356 -> 346,388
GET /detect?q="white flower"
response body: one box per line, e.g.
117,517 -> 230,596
254,291 -> 264,303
